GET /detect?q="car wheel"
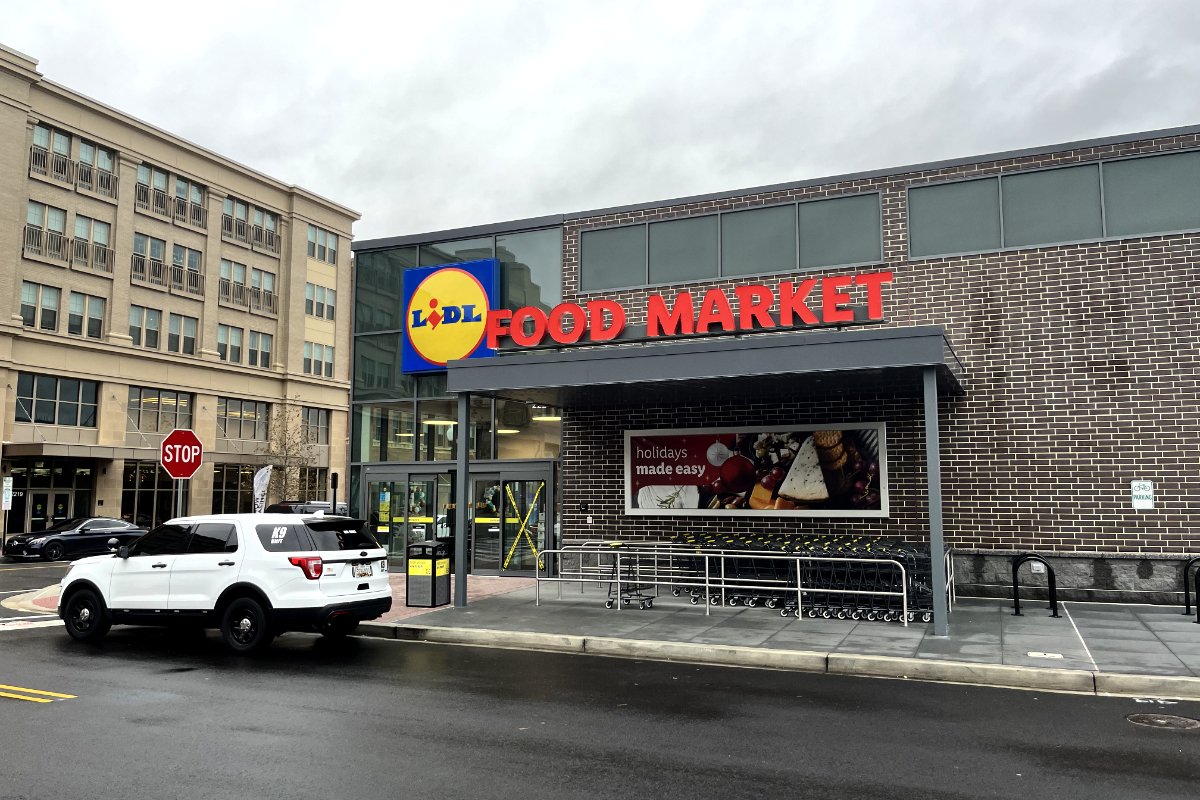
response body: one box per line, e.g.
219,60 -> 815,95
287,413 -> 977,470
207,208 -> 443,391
64,588 -> 111,643
43,541 -> 65,562
221,597 -> 274,653
321,618 -> 360,638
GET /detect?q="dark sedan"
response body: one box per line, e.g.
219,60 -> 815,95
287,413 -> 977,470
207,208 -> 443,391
2,517 -> 146,562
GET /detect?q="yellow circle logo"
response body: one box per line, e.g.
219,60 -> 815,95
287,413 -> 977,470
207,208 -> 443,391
406,268 -> 491,367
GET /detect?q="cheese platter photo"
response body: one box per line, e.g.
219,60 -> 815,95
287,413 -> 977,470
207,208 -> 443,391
625,424 -> 888,517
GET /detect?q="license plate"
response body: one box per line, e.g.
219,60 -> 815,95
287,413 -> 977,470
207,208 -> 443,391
352,563 -> 373,578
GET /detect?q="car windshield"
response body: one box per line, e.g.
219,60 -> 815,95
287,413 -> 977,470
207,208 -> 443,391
304,519 -> 379,551
44,518 -> 89,532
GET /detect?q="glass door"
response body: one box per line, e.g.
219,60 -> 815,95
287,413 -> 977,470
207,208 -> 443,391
365,472 -> 455,567
499,478 -> 546,574
470,476 -> 501,572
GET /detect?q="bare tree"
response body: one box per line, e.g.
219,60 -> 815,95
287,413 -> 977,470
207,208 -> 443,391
257,399 -> 318,503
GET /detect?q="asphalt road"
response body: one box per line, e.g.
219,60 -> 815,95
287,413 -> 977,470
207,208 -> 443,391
1,624 -> 1198,800
0,559 -> 68,620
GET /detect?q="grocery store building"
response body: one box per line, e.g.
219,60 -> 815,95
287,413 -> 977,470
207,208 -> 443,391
351,125 -> 1200,629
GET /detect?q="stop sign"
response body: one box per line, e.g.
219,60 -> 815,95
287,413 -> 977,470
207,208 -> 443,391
160,428 -> 204,480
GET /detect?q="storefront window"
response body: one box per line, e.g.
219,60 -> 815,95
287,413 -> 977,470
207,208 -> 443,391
649,215 -> 718,285
721,204 -> 797,277
212,464 -> 255,514
496,400 -> 561,459
353,402 -> 416,462
354,333 -> 413,401
497,228 -> 562,311
122,460 -> 183,527
354,247 -> 416,333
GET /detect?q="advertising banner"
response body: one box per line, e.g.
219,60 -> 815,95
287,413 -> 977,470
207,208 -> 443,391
625,424 -> 888,517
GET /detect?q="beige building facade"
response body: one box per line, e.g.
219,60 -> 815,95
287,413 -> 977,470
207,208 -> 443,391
0,44 -> 358,534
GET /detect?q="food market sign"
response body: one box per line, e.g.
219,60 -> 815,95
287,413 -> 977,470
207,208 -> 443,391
624,425 -> 888,518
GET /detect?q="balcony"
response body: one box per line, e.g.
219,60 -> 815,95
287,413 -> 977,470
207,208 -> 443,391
249,286 -> 279,315
219,277 -> 249,307
251,225 -> 281,256
169,265 -> 205,297
131,254 -> 167,288
71,238 -> 115,274
173,196 -> 208,230
23,225 -> 69,264
221,214 -> 251,246
135,183 -> 171,219
76,163 -> 119,200
29,146 -> 75,186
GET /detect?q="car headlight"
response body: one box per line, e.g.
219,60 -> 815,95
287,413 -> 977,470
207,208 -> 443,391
28,537 -> 47,546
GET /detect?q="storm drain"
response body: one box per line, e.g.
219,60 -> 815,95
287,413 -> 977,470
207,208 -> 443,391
1125,714 -> 1200,731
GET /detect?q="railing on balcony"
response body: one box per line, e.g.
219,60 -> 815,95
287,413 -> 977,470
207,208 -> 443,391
219,277 -> 249,307
249,287 -> 279,315
169,265 -> 205,297
29,146 -> 75,185
221,214 -> 251,245
71,239 -> 115,274
131,254 -> 168,288
251,225 -> 281,255
76,163 -> 119,199
135,184 -> 171,218
23,225 -> 69,264
173,196 -> 208,229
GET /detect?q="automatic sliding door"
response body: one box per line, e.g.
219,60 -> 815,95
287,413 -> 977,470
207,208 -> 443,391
500,477 -> 547,575
471,476 -> 501,572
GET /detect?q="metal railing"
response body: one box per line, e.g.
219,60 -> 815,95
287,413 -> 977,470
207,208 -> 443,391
76,163 -> 119,199
219,278 -> 248,306
537,542 -> 916,624
249,287 -> 278,314
252,225 -> 281,255
221,214 -> 251,244
1183,557 -> 1200,623
29,145 -> 75,185
169,265 -> 204,296
173,196 -> 208,229
71,239 -> 115,273
131,254 -> 167,287
135,184 -> 171,218
23,225 -> 69,263
1011,553 -> 1060,618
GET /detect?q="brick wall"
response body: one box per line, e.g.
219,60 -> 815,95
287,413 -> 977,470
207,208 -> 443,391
558,132 -> 1200,555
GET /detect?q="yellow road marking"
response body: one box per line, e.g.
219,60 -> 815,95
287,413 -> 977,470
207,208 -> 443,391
0,691 -> 54,703
0,683 -> 76,700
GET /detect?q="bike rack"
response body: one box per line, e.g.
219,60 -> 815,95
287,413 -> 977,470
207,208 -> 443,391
1183,556 -> 1200,622
1011,554 -> 1060,618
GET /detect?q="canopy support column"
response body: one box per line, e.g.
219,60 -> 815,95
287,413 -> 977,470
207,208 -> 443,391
924,367 -> 949,636
454,391 -> 470,607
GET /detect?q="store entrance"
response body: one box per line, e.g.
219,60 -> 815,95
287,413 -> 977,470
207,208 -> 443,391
363,472 -> 453,566
470,472 -> 550,576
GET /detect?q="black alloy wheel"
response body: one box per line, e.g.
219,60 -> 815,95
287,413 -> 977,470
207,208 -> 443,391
64,588 -> 111,642
43,541 -> 65,562
221,597 -> 274,653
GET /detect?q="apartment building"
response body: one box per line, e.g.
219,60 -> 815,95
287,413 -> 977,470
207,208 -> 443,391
0,44 -> 358,533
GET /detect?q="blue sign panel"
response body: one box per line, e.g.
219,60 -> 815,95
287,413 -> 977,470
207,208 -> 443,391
401,259 -> 500,374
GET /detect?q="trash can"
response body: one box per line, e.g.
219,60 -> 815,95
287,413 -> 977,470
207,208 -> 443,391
406,540 -> 451,608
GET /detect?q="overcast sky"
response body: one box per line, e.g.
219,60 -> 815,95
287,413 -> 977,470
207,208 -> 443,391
6,1 -> 1199,241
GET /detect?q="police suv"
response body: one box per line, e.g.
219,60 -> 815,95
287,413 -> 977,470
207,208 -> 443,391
58,513 -> 391,652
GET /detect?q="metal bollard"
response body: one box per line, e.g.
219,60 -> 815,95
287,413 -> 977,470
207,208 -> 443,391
1011,554 -> 1061,618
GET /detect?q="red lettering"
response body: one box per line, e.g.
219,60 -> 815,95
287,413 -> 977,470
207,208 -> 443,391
548,303 -> 587,344
486,309 -> 512,348
854,271 -> 893,320
778,280 -> 819,326
695,289 -> 735,334
646,292 -> 694,336
586,300 -> 625,342
821,275 -> 854,323
510,307 -> 548,347
734,285 -> 775,331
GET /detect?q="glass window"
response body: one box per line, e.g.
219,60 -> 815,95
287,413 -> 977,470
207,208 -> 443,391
353,333 -> 415,401
40,286 -> 60,331
1102,151 -> 1200,238
417,399 -> 459,462
303,407 -> 330,445
798,193 -> 882,269
1000,164 -> 1103,248
496,400 -> 561,459
908,177 -> 1002,258
648,216 -> 718,285
352,402 -> 417,462
720,204 -> 797,277
354,248 -> 416,333
255,523 -> 312,553
15,373 -> 98,427
580,225 -> 646,291
187,523 -> 238,554
130,524 -> 192,557
418,237 -> 493,266
497,228 -> 562,312
145,309 -> 161,349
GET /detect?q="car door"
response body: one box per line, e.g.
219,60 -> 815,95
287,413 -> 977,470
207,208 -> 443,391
77,519 -> 121,556
108,524 -> 192,611
167,522 -> 241,611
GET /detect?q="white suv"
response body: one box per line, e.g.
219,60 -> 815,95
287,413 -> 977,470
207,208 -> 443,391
58,513 -> 391,652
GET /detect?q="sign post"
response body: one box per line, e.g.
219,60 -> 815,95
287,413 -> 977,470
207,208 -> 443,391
2,475 -> 11,547
160,429 -> 204,518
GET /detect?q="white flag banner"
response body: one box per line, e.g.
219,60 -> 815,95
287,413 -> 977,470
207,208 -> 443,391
253,465 -> 273,513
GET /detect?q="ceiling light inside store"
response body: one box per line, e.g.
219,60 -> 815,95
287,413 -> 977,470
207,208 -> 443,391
496,428 -> 520,434
423,419 -> 458,426
531,415 -> 561,422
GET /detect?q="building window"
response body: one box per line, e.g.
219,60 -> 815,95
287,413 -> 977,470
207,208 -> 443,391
129,306 -> 161,349
248,331 -> 272,368
123,461 -> 184,528
307,224 -> 338,264
304,342 -> 334,377
219,259 -> 248,305
302,407 -> 330,445
298,467 -> 328,500
251,208 -> 280,253
211,464 -> 255,514
67,292 -> 105,339
305,283 -> 336,320
135,163 -> 170,216
127,387 -> 194,433
217,398 -> 269,440
172,244 -> 203,272
222,196 -> 250,243
77,140 -> 117,197
20,282 -> 60,331
15,372 -> 98,427
167,313 -> 197,355
250,268 -> 277,313
217,324 -> 243,363
174,177 -> 207,226
31,123 -> 73,183
132,233 -> 167,285
72,215 -> 113,271
25,201 -> 69,261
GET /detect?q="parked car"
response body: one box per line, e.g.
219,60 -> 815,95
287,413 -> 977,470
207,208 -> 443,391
58,513 -> 391,652
3,517 -> 146,562
264,500 -> 349,515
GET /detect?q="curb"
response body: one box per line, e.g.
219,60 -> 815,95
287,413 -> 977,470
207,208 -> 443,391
359,622 -> 1200,701
1,586 -> 60,615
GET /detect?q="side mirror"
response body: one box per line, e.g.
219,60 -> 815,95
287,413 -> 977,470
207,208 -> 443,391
116,544 -> 131,559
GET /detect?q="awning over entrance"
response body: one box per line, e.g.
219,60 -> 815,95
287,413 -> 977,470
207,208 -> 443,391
445,325 -> 965,406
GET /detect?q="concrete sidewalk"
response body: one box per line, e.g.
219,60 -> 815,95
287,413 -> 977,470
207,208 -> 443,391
11,573 -> 1200,700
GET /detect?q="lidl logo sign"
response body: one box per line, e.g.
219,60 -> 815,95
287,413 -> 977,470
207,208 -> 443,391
402,259 -> 500,373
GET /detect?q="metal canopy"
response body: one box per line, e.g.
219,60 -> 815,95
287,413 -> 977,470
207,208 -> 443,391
446,325 -> 965,407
